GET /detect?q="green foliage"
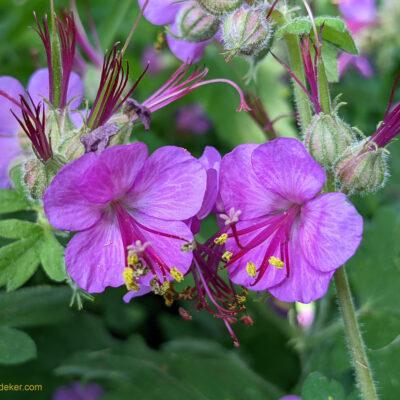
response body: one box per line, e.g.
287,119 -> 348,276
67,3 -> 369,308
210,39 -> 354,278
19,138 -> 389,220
57,336 -> 283,400
276,16 -> 358,54
302,372 -> 345,400
0,327 -> 37,365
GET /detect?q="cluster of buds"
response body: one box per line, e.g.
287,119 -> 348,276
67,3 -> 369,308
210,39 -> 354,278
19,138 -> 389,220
173,0 -> 277,62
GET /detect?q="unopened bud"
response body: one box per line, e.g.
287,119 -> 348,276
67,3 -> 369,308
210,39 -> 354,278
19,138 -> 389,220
304,113 -> 355,169
222,7 -> 273,58
240,315 -> 254,326
334,140 -> 388,194
23,157 -> 61,199
177,2 -> 220,42
196,0 -> 244,16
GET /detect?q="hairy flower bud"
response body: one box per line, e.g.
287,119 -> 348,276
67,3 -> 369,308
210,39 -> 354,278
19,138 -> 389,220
304,113 -> 355,169
177,2 -> 220,42
196,0 -> 244,16
222,7 -> 272,58
334,140 -> 388,194
23,158 -> 61,199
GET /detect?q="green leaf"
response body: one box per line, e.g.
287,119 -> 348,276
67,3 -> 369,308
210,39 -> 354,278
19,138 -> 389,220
0,219 -> 42,239
301,372 -> 346,400
348,207 -> 400,349
39,230 -> 67,282
0,286 -> 72,328
57,337 -> 284,400
276,16 -> 358,54
316,17 -> 358,54
0,233 -> 42,291
0,190 -> 31,214
322,43 -> 339,83
0,327 -> 36,365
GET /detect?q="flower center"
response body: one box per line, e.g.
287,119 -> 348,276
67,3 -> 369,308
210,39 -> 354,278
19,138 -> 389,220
222,205 -> 301,285
113,203 -> 188,292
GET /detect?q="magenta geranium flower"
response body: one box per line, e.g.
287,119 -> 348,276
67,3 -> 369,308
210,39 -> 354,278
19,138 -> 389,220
219,138 -> 363,303
44,142 -> 206,294
338,0 -> 376,78
53,382 -> 103,400
138,0 -> 215,63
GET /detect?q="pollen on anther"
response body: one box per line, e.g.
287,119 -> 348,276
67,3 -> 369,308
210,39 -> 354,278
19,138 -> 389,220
214,233 -> 228,245
269,256 -> 284,269
246,261 -> 257,278
170,267 -> 184,282
222,251 -> 233,262
123,267 -> 140,291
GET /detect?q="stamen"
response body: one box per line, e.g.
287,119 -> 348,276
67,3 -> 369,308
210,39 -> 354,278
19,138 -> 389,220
269,256 -> 284,269
123,267 -> 140,291
246,262 -> 257,278
222,251 -> 233,262
214,233 -> 228,245
170,267 -> 184,282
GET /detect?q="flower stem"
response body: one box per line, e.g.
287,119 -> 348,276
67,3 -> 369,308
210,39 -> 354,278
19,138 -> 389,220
284,34 -> 313,132
334,266 -> 379,400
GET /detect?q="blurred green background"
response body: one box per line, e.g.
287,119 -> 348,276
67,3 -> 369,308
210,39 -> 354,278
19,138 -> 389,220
0,0 -> 399,399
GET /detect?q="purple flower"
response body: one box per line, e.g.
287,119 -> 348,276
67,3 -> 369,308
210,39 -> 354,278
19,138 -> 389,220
176,104 -> 212,135
219,138 -> 363,303
279,396 -> 301,400
141,47 -> 167,75
53,382 -> 103,400
338,0 -> 377,78
338,53 -> 374,78
187,146 -> 221,234
339,0 -> 377,33
44,143 -> 207,294
138,0 -> 214,62
0,69 -> 83,187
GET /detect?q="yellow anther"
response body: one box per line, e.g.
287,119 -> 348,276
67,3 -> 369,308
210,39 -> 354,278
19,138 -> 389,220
246,261 -> 257,278
127,251 -> 139,266
269,256 -> 284,269
222,251 -> 233,262
214,233 -> 228,245
170,267 -> 184,282
122,267 -> 140,291
236,294 -> 247,304
160,280 -> 170,294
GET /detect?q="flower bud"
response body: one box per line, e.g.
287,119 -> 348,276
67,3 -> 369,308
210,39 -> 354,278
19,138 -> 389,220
222,7 -> 272,58
23,157 -> 63,200
177,2 -> 220,43
196,0 -> 244,16
334,140 -> 388,194
304,113 -> 355,169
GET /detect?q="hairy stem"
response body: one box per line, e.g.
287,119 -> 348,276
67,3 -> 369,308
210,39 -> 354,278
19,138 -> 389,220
335,267 -> 379,400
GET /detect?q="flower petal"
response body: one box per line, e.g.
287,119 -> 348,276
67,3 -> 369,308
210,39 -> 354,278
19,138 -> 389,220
28,69 -> 83,109
0,137 -> 21,188
139,0 -> 180,25
226,218 -> 287,290
299,193 -> 363,272
0,76 -> 24,135
220,144 -> 289,219
79,143 -> 148,204
197,146 -> 221,220
44,152 -> 102,231
126,146 -> 206,220
269,226 -> 334,303
66,71 -> 84,110
65,211 -> 124,293
129,210 -> 194,276
252,138 -> 326,204
166,31 -> 209,63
